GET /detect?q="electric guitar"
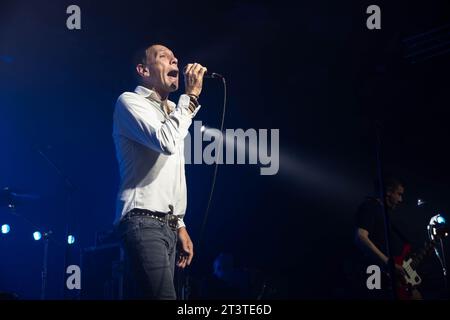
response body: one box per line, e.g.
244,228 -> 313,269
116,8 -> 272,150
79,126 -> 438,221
393,228 -> 447,300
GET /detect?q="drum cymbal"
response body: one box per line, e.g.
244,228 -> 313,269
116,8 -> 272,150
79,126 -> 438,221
0,187 -> 40,207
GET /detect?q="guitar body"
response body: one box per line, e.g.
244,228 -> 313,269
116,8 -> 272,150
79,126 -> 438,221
394,243 -> 430,300
393,244 -> 415,299
371,216 -> 446,300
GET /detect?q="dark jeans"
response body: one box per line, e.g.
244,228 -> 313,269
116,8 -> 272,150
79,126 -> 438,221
118,215 -> 178,300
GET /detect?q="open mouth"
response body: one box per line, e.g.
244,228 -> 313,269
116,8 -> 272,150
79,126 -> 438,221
167,70 -> 179,78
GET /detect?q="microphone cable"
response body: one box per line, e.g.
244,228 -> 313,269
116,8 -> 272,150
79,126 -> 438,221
178,74 -> 226,300
197,75 -> 227,256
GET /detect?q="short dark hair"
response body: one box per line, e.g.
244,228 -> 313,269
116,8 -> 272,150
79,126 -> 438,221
131,45 -> 157,83
132,47 -> 148,67
132,43 -> 171,68
374,176 -> 404,195
131,44 -> 167,82
384,177 -> 403,193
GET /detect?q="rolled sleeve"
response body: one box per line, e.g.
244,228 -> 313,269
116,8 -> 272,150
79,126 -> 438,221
177,217 -> 186,229
114,92 -> 196,155
176,94 -> 202,118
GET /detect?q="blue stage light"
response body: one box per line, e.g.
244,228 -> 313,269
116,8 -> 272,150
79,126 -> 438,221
437,215 -> 446,224
67,235 -> 75,245
1,224 -> 10,234
33,231 -> 42,241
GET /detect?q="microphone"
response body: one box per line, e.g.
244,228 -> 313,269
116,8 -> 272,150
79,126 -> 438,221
203,72 -> 224,79
182,65 -> 224,79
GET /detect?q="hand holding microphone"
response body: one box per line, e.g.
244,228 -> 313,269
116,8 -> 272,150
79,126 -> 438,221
184,63 -> 208,98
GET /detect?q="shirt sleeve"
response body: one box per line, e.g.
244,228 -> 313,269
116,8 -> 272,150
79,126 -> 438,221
114,93 -> 201,155
355,201 -> 376,234
177,217 -> 186,229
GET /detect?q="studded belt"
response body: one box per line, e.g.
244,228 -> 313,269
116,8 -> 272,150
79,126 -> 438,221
125,209 -> 179,231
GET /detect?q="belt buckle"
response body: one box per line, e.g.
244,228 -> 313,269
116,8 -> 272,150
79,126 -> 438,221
167,214 -> 178,230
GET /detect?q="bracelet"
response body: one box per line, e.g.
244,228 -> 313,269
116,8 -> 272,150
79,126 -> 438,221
187,95 -> 199,111
187,93 -> 199,100
189,98 -> 198,107
188,102 -> 196,113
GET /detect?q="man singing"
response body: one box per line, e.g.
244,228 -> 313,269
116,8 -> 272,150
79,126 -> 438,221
113,44 -> 207,299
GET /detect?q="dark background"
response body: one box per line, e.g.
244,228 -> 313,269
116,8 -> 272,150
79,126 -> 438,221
0,0 -> 449,299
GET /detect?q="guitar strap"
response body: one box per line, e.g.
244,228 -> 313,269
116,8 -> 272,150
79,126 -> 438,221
391,223 -> 411,246
368,197 -> 412,246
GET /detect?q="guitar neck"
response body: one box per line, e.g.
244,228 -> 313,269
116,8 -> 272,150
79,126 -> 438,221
411,240 -> 436,269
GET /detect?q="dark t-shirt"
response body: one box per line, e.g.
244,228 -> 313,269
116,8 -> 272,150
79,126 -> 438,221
355,197 -> 405,261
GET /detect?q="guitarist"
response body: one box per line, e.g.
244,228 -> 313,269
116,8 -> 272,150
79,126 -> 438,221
354,177 -> 422,300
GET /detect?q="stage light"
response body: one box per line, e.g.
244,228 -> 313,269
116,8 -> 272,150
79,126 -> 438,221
201,125 -> 206,132
429,214 -> 446,226
417,199 -> 426,206
1,224 -> 10,234
33,231 -> 42,241
437,216 -> 446,224
428,214 -> 448,241
67,235 -> 75,245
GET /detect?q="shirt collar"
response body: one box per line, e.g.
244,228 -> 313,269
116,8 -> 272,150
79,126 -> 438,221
134,86 -> 176,110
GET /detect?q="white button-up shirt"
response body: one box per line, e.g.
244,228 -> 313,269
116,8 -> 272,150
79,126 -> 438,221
113,86 -> 201,228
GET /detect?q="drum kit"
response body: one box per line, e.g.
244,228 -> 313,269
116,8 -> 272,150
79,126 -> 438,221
0,143 -> 79,300
0,186 -> 43,232
0,186 -> 53,300
0,186 -> 40,209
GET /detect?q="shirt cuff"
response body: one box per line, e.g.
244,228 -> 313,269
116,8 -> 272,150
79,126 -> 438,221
178,94 -> 202,117
177,218 -> 186,229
